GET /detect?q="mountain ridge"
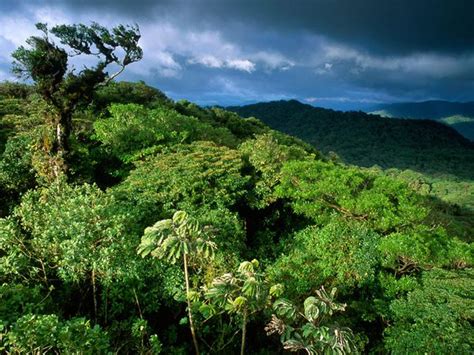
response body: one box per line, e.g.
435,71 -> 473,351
228,99 -> 474,180
367,100 -> 474,140
369,100 -> 474,119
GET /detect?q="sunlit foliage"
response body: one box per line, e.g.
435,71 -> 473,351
1,38 -> 472,353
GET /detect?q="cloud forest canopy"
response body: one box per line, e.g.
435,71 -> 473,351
0,20 -> 473,354
229,100 -> 474,180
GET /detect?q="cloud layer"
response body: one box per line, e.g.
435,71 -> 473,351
1,0 -> 473,109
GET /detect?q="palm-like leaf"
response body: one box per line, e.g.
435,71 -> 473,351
283,338 -> 318,354
269,284 -> 284,297
273,299 -> 298,321
268,287 -> 357,354
315,287 -> 346,314
232,296 -> 248,311
138,211 -> 218,355
138,210 -> 216,264
242,277 -> 258,297
206,273 -> 238,307
303,296 -> 320,323
172,210 -> 188,225
264,314 -> 286,336
136,234 -> 157,258
203,259 -> 277,355
238,260 -> 254,274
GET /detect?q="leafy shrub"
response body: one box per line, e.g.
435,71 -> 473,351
0,135 -> 35,192
0,181 -> 139,284
271,218 -> 380,297
384,268 -> 474,354
1,314 -> 110,354
94,104 -> 238,161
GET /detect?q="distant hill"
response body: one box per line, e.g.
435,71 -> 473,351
369,100 -> 474,141
228,100 -> 474,179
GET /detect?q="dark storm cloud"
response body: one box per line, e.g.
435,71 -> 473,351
210,0 -> 474,55
1,0 -> 473,108
33,0 -> 474,55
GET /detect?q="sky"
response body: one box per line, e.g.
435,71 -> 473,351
0,0 -> 473,110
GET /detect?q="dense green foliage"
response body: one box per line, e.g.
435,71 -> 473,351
266,286 -> 356,353
11,22 -> 142,176
370,100 -> 474,141
384,268 -> 474,354
1,62 -> 472,352
229,100 -> 474,179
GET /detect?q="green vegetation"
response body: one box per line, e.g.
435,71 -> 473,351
440,116 -> 474,142
369,100 -> 474,141
138,211 -> 217,355
1,23 -> 472,354
230,100 -> 474,179
384,268 -> 474,354
11,22 -> 142,176
266,286 -> 357,353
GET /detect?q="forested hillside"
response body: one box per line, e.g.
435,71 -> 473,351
371,100 -> 474,120
1,79 -> 473,354
0,22 -> 473,355
369,100 -> 474,141
229,100 -> 474,179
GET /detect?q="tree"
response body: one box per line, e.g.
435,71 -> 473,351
0,181 -> 141,322
384,268 -> 474,354
94,104 -> 238,162
270,219 -> 380,298
239,133 -> 309,209
113,141 -> 249,252
203,259 -> 283,354
137,211 -> 217,355
276,160 -> 426,232
12,22 -> 142,175
1,314 -> 110,354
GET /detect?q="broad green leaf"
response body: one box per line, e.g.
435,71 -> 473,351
274,299 -> 297,320
303,296 -> 320,322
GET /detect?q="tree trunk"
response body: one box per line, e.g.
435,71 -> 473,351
53,110 -> 72,175
92,267 -> 97,323
241,310 -> 247,355
183,254 -> 200,355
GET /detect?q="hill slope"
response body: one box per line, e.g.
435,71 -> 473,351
1,81 -> 472,354
369,100 -> 474,141
229,100 -> 474,179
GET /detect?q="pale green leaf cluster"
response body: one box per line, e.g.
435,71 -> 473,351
239,133 -> 309,208
204,259 -> 279,315
138,210 -> 217,265
271,218 -> 380,296
267,286 -> 357,354
276,160 -> 426,231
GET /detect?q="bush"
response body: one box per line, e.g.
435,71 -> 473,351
1,314 -> 110,354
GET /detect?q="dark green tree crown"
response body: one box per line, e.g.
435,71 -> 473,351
12,22 -> 142,108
